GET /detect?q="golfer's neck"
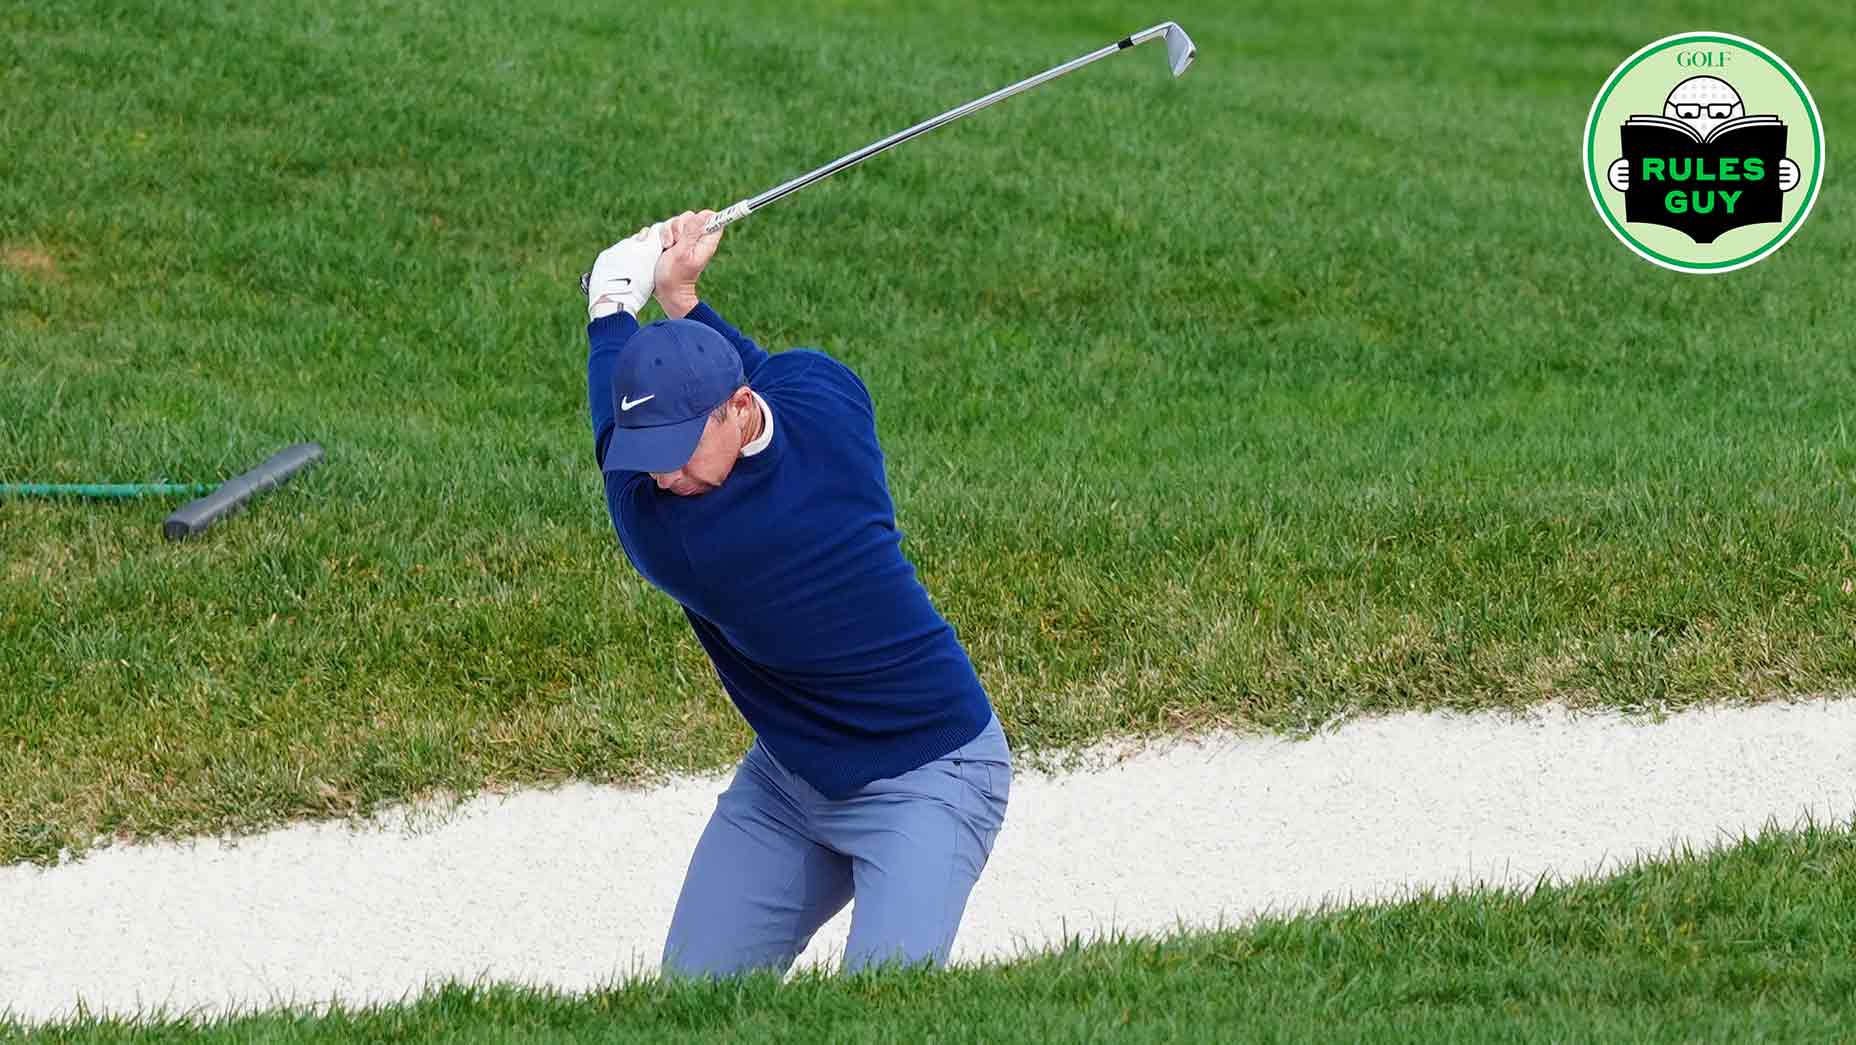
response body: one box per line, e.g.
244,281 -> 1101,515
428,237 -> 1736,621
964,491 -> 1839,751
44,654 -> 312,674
743,396 -> 767,449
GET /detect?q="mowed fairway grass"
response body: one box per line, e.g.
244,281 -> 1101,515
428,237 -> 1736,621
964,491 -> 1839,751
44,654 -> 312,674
3,0 -> 1854,871
9,820 -> 1855,1041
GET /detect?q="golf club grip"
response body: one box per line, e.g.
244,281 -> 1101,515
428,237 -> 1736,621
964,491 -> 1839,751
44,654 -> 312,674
578,202 -> 750,294
703,201 -> 751,235
163,443 -> 324,541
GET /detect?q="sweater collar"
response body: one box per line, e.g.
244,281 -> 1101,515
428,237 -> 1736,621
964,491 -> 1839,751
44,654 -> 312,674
740,391 -> 774,457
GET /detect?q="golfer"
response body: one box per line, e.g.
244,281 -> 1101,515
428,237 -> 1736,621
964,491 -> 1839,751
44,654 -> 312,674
582,211 -> 1012,978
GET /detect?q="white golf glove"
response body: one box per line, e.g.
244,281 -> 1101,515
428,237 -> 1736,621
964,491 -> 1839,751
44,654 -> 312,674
586,223 -> 665,320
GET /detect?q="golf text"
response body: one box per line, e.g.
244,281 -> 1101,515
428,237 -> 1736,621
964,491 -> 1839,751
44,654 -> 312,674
1640,156 -> 1761,215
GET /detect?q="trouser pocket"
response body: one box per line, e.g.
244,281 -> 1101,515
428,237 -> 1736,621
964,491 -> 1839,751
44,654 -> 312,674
949,756 -> 1010,855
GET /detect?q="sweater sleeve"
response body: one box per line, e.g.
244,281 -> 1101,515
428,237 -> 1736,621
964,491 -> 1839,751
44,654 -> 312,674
685,302 -> 771,375
602,469 -> 708,606
587,311 -> 642,467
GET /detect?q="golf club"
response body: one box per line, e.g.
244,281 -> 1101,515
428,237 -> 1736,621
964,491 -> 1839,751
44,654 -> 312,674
581,21 -> 1195,294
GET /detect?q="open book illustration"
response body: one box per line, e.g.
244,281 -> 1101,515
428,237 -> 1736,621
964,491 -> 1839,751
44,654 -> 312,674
1623,114 -> 1782,144
1619,117 -> 1787,243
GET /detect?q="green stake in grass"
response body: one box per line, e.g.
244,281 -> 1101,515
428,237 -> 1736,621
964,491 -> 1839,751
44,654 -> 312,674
0,442 -> 324,540
0,482 -> 213,498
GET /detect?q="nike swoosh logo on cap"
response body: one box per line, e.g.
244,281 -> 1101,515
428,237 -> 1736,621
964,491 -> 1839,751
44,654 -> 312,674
620,394 -> 656,411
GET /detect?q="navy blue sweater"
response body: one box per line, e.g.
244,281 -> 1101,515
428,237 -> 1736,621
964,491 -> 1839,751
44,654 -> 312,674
587,303 -> 992,799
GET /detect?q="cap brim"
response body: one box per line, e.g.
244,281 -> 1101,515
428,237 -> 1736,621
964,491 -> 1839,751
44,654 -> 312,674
602,414 -> 710,474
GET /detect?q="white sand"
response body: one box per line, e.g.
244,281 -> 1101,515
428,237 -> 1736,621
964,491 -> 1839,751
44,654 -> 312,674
4,697 -> 1853,1026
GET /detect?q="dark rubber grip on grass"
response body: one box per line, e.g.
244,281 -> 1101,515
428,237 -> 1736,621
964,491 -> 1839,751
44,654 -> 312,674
163,443 -> 324,541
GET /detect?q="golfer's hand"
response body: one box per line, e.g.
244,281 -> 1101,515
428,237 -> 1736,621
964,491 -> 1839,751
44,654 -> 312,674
587,224 -> 663,321
654,210 -> 723,320
1779,158 -> 1800,192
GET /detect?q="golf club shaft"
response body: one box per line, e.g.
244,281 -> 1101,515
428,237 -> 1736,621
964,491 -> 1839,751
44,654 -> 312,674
702,23 -> 1184,234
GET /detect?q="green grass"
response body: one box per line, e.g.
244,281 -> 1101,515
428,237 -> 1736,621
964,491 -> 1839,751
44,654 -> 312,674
10,818 -> 1854,1041
3,0 -> 1855,864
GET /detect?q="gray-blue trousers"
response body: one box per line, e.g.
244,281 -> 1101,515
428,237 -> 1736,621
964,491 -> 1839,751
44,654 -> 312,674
661,713 -> 1012,978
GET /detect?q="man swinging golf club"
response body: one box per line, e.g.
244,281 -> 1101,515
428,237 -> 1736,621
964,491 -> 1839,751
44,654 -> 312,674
583,211 -> 1012,979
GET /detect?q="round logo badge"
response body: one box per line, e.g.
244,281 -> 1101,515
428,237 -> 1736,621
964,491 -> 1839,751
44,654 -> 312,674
1584,31 -> 1824,273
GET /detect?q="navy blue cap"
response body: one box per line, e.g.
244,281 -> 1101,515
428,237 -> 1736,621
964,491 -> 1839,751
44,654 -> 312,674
603,319 -> 746,473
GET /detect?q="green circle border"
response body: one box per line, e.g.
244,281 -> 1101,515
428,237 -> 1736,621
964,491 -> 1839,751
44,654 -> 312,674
1583,32 -> 1824,272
